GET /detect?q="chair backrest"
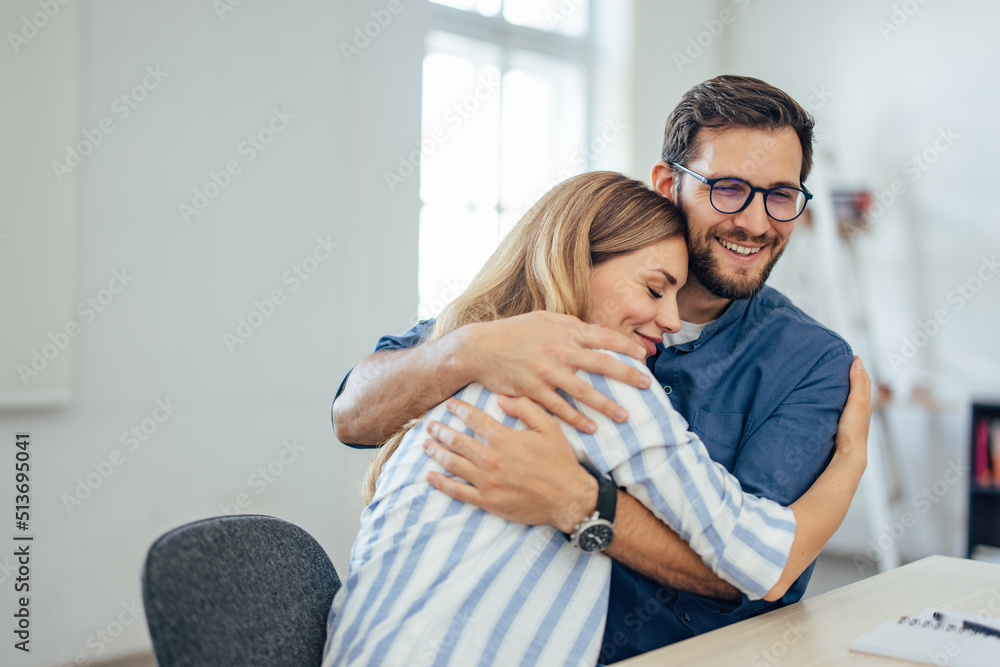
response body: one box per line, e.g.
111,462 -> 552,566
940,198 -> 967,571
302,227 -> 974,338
142,514 -> 341,667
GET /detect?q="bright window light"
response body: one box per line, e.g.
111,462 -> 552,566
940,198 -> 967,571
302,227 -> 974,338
504,0 -> 589,37
417,15 -> 591,321
428,0 -> 501,17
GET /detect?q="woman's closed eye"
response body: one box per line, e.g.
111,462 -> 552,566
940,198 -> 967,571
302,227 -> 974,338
647,286 -> 663,299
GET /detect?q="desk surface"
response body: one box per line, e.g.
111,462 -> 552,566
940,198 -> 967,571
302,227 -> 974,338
618,555 -> 1000,666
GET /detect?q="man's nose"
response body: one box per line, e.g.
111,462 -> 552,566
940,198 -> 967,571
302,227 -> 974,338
732,191 -> 771,237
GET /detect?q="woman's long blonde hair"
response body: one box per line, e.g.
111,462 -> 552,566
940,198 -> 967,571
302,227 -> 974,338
362,171 -> 686,503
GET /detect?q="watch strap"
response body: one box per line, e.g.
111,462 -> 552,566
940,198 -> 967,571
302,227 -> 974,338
579,461 -> 616,525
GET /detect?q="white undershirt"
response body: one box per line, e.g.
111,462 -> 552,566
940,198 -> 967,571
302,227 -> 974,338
661,319 -> 715,347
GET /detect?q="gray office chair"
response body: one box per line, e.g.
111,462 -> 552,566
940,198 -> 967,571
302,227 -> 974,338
142,514 -> 341,667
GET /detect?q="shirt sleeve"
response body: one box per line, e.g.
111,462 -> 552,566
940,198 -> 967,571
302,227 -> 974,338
373,319 -> 436,353
331,319 -> 437,448
732,342 -> 853,505
572,351 -> 796,600
696,341 -> 853,615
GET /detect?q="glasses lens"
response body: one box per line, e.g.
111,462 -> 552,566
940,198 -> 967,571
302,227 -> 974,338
765,188 -> 806,221
709,179 -> 750,213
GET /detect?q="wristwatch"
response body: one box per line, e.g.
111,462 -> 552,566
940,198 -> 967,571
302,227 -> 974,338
568,462 -> 617,552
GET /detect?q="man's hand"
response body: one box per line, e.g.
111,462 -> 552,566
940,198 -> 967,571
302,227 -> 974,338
423,396 -> 599,534
459,312 -> 651,433
332,312 -> 650,446
424,395 -> 741,598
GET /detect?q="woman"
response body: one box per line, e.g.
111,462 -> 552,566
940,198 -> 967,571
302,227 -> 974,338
323,172 -> 869,667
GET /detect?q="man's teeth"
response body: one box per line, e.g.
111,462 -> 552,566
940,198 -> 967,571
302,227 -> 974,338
719,238 -> 761,256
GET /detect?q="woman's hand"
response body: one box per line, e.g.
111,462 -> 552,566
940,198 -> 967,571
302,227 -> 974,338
833,355 -> 873,468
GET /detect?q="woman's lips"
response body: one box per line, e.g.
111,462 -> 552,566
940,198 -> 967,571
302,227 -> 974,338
636,332 -> 660,357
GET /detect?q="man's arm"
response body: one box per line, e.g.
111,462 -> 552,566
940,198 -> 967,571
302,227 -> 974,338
423,349 -> 863,599
609,492 -> 740,599
333,312 -> 652,446
422,394 -> 750,599
333,341 -> 470,447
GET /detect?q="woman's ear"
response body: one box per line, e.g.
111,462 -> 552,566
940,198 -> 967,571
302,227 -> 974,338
650,162 -> 677,203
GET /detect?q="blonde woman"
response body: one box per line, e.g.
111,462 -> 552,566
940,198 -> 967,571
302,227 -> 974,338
323,172 -> 870,667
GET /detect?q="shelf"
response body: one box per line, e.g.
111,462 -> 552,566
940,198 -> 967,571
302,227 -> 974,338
968,404 -> 1000,558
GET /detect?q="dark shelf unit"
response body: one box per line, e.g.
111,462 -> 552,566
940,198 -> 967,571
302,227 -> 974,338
968,403 -> 1000,559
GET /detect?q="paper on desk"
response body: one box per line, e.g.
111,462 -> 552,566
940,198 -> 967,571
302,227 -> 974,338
849,608 -> 1000,667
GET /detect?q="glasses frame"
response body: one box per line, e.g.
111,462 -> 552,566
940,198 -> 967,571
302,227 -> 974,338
668,162 -> 813,222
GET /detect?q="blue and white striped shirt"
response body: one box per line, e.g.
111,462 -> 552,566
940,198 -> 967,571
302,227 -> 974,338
323,352 -> 796,667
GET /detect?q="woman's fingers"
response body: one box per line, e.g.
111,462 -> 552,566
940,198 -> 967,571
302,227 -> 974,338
836,356 -> 873,459
848,355 -> 873,416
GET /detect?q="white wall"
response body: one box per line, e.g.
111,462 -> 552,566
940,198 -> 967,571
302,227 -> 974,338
1,1 -> 426,664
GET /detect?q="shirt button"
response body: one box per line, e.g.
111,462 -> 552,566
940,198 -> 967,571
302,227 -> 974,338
683,613 -> 691,622
662,385 -> 673,395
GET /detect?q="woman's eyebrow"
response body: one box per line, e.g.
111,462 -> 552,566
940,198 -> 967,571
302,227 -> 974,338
652,269 -> 678,286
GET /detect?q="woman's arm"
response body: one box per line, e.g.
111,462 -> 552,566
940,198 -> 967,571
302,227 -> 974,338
599,354 -> 870,601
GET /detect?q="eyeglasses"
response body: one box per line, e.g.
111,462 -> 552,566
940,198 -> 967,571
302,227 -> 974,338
669,162 -> 813,222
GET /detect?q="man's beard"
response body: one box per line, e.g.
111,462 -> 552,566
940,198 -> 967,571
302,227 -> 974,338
686,225 -> 788,301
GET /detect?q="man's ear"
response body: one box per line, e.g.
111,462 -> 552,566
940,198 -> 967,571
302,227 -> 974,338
651,162 -> 677,203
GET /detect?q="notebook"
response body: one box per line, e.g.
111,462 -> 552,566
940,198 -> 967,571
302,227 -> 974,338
850,608 -> 1000,667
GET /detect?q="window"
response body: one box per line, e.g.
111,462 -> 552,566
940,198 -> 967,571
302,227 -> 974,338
417,0 -> 593,321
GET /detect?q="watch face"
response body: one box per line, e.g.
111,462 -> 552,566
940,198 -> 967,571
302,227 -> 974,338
578,523 -> 614,552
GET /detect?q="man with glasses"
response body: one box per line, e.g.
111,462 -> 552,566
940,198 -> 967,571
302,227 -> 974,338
332,75 -> 853,662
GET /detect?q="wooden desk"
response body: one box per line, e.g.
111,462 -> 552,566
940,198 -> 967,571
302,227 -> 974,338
618,555 -> 1000,666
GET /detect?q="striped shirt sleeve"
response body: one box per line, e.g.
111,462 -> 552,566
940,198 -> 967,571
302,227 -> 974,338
570,351 -> 796,600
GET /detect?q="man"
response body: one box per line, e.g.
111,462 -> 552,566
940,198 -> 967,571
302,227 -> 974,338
332,75 -> 853,662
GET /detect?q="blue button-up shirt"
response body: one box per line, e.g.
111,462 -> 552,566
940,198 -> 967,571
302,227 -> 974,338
335,285 -> 852,662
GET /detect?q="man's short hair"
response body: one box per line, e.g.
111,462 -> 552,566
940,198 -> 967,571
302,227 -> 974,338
661,75 -> 815,184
